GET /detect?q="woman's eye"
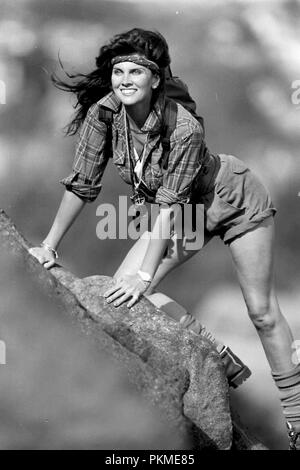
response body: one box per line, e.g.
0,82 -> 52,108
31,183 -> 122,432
131,69 -> 143,75
112,69 -> 122,75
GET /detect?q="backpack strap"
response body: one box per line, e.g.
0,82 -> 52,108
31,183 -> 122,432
161,98 -> 178,170
165,66 -> 205,136
165,66 -> 197,117
98,106 -> 114,159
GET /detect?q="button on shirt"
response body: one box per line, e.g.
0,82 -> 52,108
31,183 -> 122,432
60,91 -> 209,205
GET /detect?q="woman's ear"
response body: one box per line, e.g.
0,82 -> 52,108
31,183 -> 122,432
152,75 -> 160,90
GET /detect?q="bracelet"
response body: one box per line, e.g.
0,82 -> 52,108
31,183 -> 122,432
41,242 -> 59,259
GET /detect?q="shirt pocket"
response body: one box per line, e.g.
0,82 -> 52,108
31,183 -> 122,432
143,151 -> 162,192
113,148 -> 126,166
150,162 -> 163,179
149,148 -> 163,177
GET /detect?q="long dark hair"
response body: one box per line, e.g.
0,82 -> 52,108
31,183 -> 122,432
52,28 -> 171,135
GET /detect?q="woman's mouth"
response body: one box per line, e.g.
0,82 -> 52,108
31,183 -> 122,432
120,89 -> 137,96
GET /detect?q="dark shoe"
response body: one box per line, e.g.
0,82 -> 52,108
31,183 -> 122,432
219,346 -> 252,389
287,421 -> 300,450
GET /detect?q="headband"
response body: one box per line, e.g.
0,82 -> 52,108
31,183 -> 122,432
111,54 -> 160,74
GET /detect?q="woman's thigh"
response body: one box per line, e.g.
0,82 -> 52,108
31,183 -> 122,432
228,216 -> 276,313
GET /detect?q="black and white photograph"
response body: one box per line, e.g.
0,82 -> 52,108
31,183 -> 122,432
0,0 -> 300,452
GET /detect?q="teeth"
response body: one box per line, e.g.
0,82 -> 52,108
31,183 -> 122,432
121,90 -> 136,95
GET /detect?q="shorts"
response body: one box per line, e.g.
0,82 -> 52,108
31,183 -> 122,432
194,154 -> 277,244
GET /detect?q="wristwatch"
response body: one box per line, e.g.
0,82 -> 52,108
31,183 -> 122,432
137,270 -> 153,283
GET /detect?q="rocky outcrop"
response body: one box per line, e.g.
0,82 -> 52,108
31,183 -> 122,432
0,209 -> 267,450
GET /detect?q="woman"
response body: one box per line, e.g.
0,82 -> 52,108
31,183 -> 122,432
29,28 -> 300,449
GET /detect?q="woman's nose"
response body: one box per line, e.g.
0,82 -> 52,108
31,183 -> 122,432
122,73 -> 133,85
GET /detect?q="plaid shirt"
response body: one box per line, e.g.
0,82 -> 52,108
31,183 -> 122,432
60,92 -> 209,204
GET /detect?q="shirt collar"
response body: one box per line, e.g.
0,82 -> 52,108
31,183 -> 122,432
97,91 -> 122,113
97,92 -> 165,134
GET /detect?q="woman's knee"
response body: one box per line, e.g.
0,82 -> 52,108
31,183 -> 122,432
247,296 -> 280,332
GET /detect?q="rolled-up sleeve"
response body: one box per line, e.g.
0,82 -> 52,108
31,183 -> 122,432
155,127 -> 203,205
60,103 -> 109,203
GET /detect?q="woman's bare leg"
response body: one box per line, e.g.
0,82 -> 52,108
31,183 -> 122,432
229,216 -> 300,446
228,217 -> 294,372
114,231 -> 205,291
114,231 -> 210,325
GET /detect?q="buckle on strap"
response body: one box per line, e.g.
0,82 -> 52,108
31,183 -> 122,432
287,421 -> 300,450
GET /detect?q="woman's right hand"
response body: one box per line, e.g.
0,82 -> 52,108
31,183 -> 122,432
28,246 -> 56,270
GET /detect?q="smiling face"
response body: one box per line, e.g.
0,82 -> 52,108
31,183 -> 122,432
111,61 -> 160,113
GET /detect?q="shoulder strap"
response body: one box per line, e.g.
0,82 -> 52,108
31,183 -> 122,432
161,98 -> 178,170
98,106 -> 114,159
165,66 -> 205,137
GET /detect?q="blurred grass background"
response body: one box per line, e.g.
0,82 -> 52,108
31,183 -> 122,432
0,0 -> 300,449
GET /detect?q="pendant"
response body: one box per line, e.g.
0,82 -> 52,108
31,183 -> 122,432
130,193 -> 145,206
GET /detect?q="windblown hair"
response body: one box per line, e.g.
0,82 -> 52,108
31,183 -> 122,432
52,28 -> 171,135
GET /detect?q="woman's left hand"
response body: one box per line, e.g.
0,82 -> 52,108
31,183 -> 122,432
103,273 -> 150,308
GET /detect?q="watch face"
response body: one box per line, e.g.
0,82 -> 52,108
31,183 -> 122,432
138,270 -> 152,282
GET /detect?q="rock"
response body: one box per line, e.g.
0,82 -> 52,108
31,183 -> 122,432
0,209 -> 268,450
